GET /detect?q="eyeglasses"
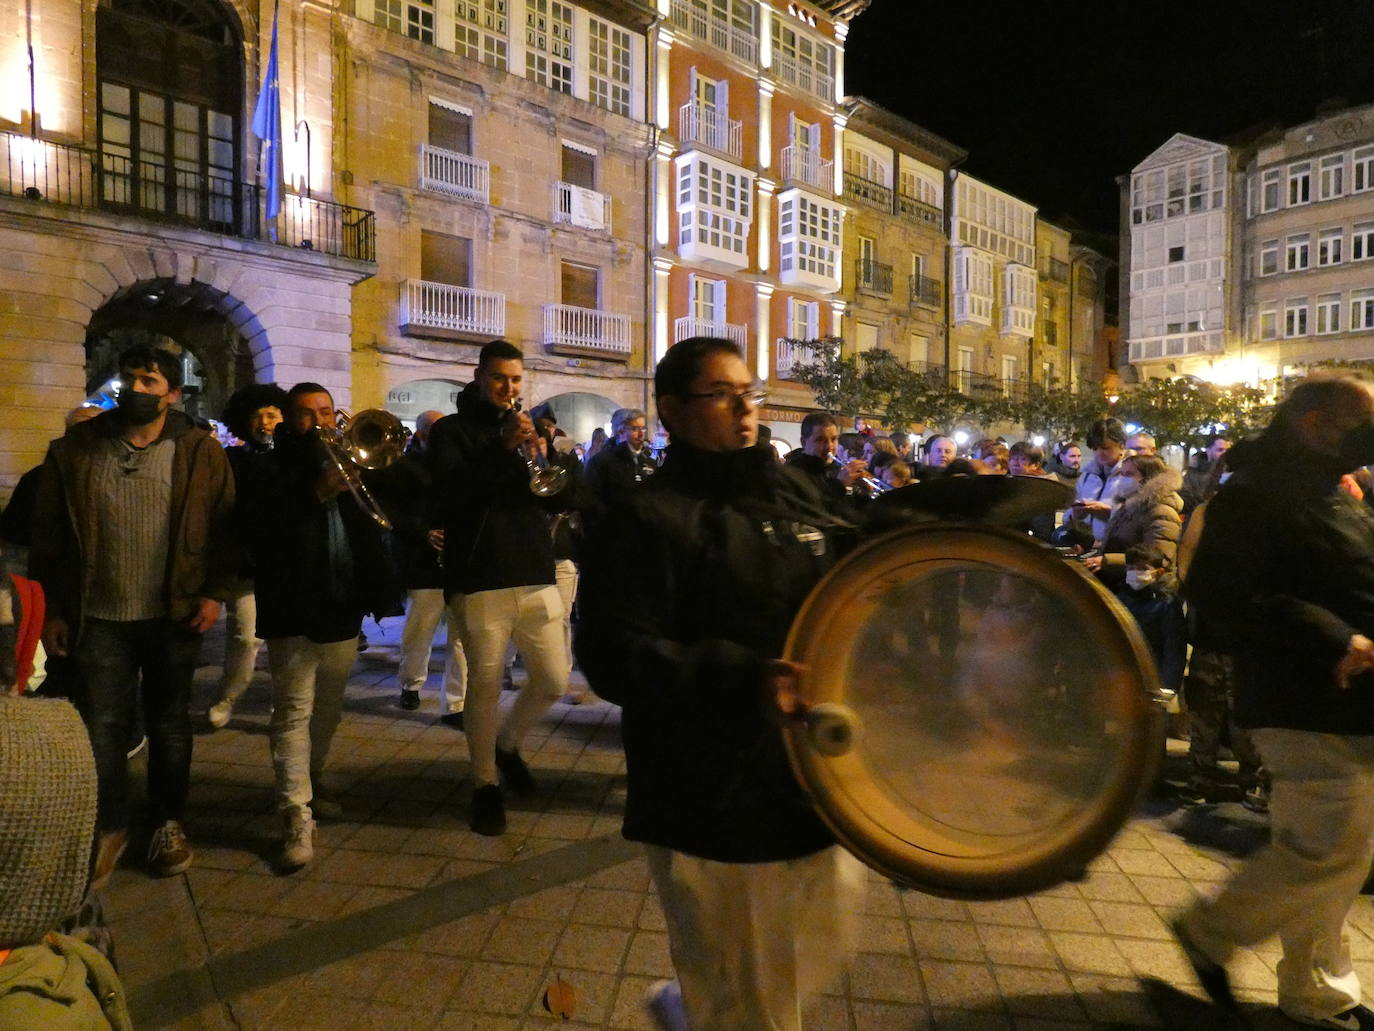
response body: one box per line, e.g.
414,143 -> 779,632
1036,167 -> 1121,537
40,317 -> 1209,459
683,386 -> 767,408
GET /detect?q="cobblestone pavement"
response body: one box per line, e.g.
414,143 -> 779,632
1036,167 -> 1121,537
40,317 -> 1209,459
104,618 -> 1374,1030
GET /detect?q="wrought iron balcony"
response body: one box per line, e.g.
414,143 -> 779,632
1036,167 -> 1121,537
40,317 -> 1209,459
1,132 -> 375,262
418,144 -> 490,203
678,102 -> 743,161
668,0 -> 758,64
843,171 -> 892,212
780,145 -> 833,192
542,304 -> 631,357
907,361 -> 949,388
552,181 -> 610,231
401,279 -> 505,338
674,315 -> 747,347
897,191 -> 941,227
910,275 -> 941,307
856,258 -> 893,295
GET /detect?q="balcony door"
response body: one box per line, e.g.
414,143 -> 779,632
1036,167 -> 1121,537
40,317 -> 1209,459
96,0 -> 242,228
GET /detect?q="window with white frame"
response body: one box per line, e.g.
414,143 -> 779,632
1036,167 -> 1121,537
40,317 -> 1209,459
375,0 -> 435,43
1316,293 -> 1342,335
770,19 -> 835,100
456,0 -> 509,69
1259,304 -> 1278,340
787,297 -> 820,340
1354,223 -> 1374,261
1356,147 -> 1374,193
588,16 -> 631,116
1318,228 -> 1344,267
1261,169 -> 1281,212
899,167 -> 940,208
778,188 -> 843,285
690,274 -> 726,322
1320,154 -> 1346,200
1260,239 -> 1278,276
676,155 -> 754,260
1288,162 -> 1311,206
844,147 -> 889,188
952,246 -> 993,325
1286,233 -> 1310,272
1354,289 -> 1374,331
1002,263 -> 1036,337
1132,155 -> 1226,224
1284,297 -> 1309,337
525,0 -> 573,94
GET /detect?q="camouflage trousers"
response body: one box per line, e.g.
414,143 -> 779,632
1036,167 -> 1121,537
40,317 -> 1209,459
1185,647 -> 1267,790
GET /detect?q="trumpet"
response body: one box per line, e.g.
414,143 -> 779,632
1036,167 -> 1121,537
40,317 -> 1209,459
316,408 -> 406,529
827,452 -> 893,495
507,400 -> 568,496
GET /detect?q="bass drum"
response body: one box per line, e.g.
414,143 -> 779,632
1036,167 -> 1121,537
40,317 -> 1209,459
782,523 -> 1167,900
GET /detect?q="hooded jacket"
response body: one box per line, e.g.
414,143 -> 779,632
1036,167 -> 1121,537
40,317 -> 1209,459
30,409 -> 236,640
575,442 -> 850,862
1075,454 -> 1129,542
1185,435 -> 1374,734
1098,467 -> 1184,587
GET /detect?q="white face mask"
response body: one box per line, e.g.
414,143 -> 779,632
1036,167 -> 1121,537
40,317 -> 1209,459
1116,478 -> 1140,498
1125,568 -> 1156,590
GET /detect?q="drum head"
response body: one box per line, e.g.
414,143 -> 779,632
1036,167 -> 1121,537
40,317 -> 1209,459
783,524 -> 1165,899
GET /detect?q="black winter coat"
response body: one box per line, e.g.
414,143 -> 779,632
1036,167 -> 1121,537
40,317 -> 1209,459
575,442 -> 850,862
1186,438 -> 1374,734
584,441 -> 657,516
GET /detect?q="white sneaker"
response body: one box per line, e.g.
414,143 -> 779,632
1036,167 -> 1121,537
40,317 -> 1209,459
645,979 -> 689,1031
207,700 -> 233,729
280,811 -> 315,870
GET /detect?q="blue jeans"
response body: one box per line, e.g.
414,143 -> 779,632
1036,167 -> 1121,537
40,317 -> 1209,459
72,617 -> 201,831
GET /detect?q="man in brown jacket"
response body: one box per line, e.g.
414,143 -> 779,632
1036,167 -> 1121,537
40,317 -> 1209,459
30,344 -> 235,877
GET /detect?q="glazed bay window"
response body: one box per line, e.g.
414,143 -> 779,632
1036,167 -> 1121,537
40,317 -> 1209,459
676,154 -> 753,269
456,0 -> 509,70
1354,223 -> 1374,262
588,16 -> 631,116
1316,293 -> 1341,335
1284,298 -> 1308,338
525,0 -> 573,94
952,246 -> 994,327
1259,239 -> 1278,276
778,188 -> 842,292
1286,233 -> 1310,272
1356,147 -> 1374,193
1001,263 -> 1036,337
1288,162 -> 1311,206
1320,153 -> 1346,200
1353,290 -> 1374,331
1315,228 -> 1343,267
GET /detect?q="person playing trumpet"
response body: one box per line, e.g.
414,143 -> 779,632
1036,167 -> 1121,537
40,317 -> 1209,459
429,341 -> 573,836
785,411 -> 875,518
237,382 -> 400,870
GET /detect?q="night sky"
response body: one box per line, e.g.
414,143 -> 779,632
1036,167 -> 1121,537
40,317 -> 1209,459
844,0 -> 1374,240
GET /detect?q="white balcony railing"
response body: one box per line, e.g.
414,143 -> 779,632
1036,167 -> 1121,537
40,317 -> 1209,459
774,337 -> 819,379
674,316 -> 747,347
418,145 -> 490,203
678,102 -> 743,161
552,181 -> 611,231
401,279 -> 505,337
771,51 -> 834,101
780,145 -> 833,192
668,0 -> 758,64
542,304 -> 631,356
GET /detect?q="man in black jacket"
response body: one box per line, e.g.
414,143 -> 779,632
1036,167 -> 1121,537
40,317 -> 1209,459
576,338 -> 864,1031
239,383 -> 399,870
583,406 -> 656,513
429,341 -> 571,836
784,411 -> 869,520
1175,376 -> 1374,1030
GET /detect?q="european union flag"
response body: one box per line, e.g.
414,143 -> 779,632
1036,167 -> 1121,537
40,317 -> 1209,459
251,0 -> 283,233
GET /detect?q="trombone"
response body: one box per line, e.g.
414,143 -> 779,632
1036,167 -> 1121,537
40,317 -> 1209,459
315,408 -> 407,529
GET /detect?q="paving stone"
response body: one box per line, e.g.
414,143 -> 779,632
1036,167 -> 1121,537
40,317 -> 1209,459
1027,896 -> 1104,933
910,919 -> 986,962
553,922 -> 634,973
974,924 -> 1059,969
919,960 -> 1001,1010
849,953 -> 926,1004
1046,932 -> 1133,977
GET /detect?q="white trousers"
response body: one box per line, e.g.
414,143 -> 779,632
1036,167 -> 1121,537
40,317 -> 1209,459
266,635 -> 357,818
451,584 -> 567,786
646,844 -> 867,1031
218,589 -> 263,706
1182,728 -> 1374,1023
397,587 -> 466,711
554,559 -> 578,676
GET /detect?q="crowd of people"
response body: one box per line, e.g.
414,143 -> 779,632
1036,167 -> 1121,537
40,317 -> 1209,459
5,338 -> 1374,1030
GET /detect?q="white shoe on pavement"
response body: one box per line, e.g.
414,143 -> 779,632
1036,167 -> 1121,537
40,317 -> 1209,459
280,811 -> 315,870
207,700 -> 234,729
645,979 -> 689,1031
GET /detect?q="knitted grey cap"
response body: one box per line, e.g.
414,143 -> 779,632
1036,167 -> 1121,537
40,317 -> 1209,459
0,696 -> 97,945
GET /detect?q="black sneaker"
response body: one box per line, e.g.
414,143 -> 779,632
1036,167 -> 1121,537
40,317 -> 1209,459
1172,918 -> 1243,1015
495,746 -> 536,796
399,688 -> 421,711
470,784 -> 506,836
440,711 -> 464,730
1285,1005 -> 1374,1029
1241,785 -> 1270,814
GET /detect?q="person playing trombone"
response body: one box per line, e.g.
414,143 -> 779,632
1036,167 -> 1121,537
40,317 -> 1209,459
237,382 -> 400,871
428,341 -> 574,836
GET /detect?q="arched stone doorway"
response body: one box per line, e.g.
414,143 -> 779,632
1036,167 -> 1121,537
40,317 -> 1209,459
385,378 -> 466,427
538,391 -> 619,448
84,279 -> 256,424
